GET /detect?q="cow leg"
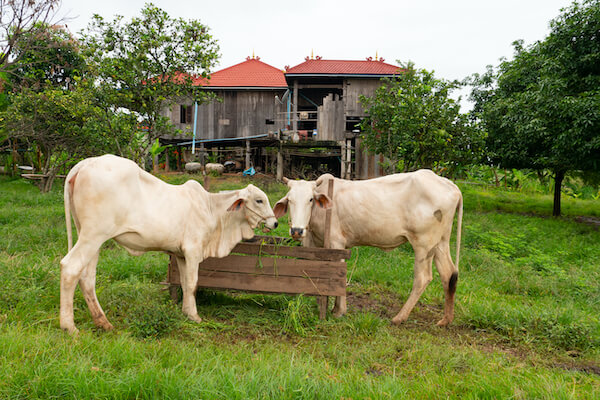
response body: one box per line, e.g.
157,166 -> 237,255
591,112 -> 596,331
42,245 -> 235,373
392,247 -> 433,325
59,238 -> 103,334
177,256 -> 202,323
79,250 -> 113,331
331,240 -> 347,318
332,296 -> 347,318
434,243 -> 458,326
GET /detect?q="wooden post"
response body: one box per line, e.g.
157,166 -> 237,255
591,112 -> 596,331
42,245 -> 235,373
245,140 -> 251,170
200,143 -> 206,165
165,150 -> 170,172
340,141 -> 346,179
318,178 -> 335,319
276,149 -> 283,181
203,174 -> 210,191
167,255 -> 180,302
292,80 -> 298,136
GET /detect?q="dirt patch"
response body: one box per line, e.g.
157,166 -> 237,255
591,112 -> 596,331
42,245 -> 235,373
574,216 -> 600,229
346,289 -> 445,325
553,361 -> 600,376
346,290 -> 403,319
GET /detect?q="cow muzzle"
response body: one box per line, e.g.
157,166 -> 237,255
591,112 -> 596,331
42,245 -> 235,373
264,217 -> 278,231
290,227 -> 305,239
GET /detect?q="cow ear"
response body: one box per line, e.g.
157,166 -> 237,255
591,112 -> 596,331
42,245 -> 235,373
227,198 -> 245,211
314,193 -> 332,209
273,197 -> 288,218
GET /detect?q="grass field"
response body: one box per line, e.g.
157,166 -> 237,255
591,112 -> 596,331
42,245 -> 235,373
0,173 -> 599,399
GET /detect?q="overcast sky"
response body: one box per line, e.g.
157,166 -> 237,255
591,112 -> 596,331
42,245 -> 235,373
59,0 -> 575,109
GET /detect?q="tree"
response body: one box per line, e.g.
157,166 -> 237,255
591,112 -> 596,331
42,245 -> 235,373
2,87 -> 129,192
0,0 -> 62,74
359,61 -> 484,175
0,23 -> 135,191
7,22 -> 86,91
470,0 -> 600,216
81,3 -> 219,165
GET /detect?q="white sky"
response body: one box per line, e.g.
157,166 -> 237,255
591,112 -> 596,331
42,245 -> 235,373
58,0 -> 574,109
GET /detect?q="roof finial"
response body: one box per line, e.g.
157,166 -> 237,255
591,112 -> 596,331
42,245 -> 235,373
311,49 -> 314,60
375,51 -> 378,61
252,49 -> 255,59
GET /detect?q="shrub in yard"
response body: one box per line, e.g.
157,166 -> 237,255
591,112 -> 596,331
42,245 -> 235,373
126,301 -> 183,339
281,295 -> 315,336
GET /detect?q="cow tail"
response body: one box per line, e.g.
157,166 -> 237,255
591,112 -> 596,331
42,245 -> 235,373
455,193 -> 463,270
64,172 -> 73,251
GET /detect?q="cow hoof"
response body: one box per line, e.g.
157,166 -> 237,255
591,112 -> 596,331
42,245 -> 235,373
331,308 -> 346,318
62,325 -> 79,336
94,317 -> 114,331
100,322 -> 114,331
436,317 -> 452,327
188,314 -> 202,323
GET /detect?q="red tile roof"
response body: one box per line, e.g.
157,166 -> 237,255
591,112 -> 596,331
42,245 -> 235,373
197,58 -> 287,88
285,59 -> 402,75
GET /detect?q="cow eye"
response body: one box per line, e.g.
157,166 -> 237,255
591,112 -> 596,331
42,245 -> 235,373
256,199 -> 263,204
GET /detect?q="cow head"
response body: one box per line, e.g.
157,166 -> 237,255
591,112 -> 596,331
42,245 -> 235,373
228,184 -> 278,230
273,177 -> 331,239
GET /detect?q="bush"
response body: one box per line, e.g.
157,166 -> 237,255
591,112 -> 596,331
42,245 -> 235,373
126,301 -> 183,339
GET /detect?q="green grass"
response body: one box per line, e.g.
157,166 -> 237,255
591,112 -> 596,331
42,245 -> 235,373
1,174 -> 599,399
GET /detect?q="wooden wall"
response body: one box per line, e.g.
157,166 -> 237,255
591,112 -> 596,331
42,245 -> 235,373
343,79 -> 383,117
316,94 -> 345,141
169,89 -> 286,140
354,138 -> 385,179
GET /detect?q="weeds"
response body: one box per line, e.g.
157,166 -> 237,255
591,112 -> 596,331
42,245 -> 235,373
281,295 -> 315,336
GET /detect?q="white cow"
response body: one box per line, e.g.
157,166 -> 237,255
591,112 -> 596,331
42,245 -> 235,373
60,154 -> 277,334
273,171 -> 462,326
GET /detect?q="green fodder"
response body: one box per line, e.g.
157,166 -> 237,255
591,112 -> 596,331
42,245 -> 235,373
281,295 -> 316,336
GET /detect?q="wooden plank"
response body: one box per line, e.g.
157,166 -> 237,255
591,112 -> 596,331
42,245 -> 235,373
318,296 -> 328,319
196,255 -> 346,279
243,235 -> 288,245
195,270 -> 346,296
231,242 -> 351,261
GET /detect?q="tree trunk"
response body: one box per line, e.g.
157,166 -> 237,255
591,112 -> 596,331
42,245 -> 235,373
492,167 -> 499,187
553,170 -> 565,217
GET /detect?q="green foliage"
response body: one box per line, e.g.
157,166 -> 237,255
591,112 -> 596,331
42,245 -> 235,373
1,87 -> 127,191
81,3 -> 220,161
0,0 -> 62,75
281,295 -> 315,336
359,61 -> 485,174
7,23 -> 86,91
127,301 -> 183,339
470,0 -> 600,215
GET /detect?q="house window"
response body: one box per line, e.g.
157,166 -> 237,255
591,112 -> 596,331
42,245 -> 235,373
180,105 -> 193,124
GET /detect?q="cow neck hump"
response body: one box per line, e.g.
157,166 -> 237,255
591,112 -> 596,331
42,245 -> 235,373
205,190 -> 252,258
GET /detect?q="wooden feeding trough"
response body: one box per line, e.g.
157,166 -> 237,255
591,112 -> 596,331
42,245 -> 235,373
165,179 -> 348,319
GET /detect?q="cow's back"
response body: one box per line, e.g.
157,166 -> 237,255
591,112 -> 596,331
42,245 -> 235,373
69,155 -> 194,250
312,170 -> 461,248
